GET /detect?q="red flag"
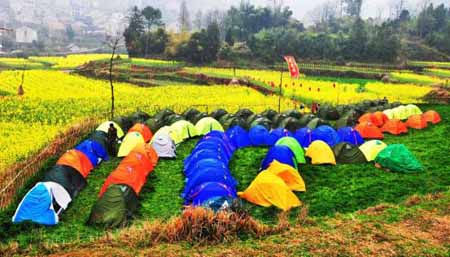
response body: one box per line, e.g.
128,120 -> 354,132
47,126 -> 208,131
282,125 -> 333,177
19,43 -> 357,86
283,56 -> 300,78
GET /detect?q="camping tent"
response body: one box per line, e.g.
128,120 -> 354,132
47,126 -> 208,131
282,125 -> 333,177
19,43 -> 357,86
375,144 -> 423,173
373,111 -> 389,127
130,111 -> 151,124
335,115 -> 358,129
406,115 -> 428,130
261,145 -> 297,170
275,137 -> 306,164
184,158 -> 228,178
337,127 -> 364,145
117,132 -> 145,157
132,142 -> 159,166
266,161 -> 306,191
359,140 -> 387,161
184,182 -> 237,206
307,118 -> 330,129
43,165 -> 87,198
311,125 -> 340,147
422,110 -> 441,124
279,117 -> 302,132
128,123 -> 153,143
267,128 -> 292,146
383,109 -> 395,120
235,108 -> 254,120
294,128 -> 313,148
96,121 -> 124,139
182,108 -> 201,123
355,122 -> 384,139
238,171 -> 301,211
89,131 -> 109,154
113,116 -> 133,132
182,166 -> 237,198
210,109 -> 228,121
184,149 -> 229,173
152,126 -> 183,145
333,142 -> 367,164
381,119 -> 408,135
12,182 -> 72,226
151,133 -> 177,158
170,120 -> 198,141
305,140 -> 336,165
88,184 -> 139,228
56,150 -> 93,178
75,140 -> 109,167
195,117 -> 224,135
226,126 -> 252,149
249,125 -> 270,146
250,117 -> 272,130
391,106 -> 409,120
405,104 -> 422,117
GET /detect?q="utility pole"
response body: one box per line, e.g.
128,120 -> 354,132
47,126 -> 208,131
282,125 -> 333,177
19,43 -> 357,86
278,69 -> 283,113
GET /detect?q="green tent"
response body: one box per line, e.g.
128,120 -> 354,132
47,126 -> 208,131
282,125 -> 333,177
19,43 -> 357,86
88,184 -> 139,228
279,117 -> 302,132
113,116 -> 133,132
170,120 -> 198,140
235,108 -> 254,119
165,114 -> 184,126
333,142 -> 367,164
250,117 -> 272,130
154,109 -> 175,122
272,114 -> 289,128
335,115 -> 357,129
275,137 -> 306,164
246,114 -> 263,126
130,111 -> 150,124
145,118 -> 164,134
210,109 -> 228,121
318,105 -> 340,120
283,110 -> 302,119
307,118 -> 330,129
298,114 -> 316,127
374,144 -> 424,173
223,116 -> 247,130
260,109 -> 278,120
182,108 -> 201,123
192,112 -> 209,124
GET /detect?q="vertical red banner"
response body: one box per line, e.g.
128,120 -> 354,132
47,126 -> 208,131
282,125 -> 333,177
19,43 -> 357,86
283,56 -> 300,78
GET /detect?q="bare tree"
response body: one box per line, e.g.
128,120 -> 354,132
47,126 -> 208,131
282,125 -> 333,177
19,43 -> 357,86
104,34 -> 123,120
193,10 -> 203,31
178,0 -> 191,32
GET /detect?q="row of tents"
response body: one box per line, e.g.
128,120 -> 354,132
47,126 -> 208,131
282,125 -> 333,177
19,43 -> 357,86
12,130 -> 110,225
88,123 -> 159,227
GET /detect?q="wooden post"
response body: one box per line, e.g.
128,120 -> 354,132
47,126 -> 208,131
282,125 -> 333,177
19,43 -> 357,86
278,69 -> 283,113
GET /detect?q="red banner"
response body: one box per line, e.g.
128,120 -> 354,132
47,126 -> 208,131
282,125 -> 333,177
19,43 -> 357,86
283,56 -> 300,78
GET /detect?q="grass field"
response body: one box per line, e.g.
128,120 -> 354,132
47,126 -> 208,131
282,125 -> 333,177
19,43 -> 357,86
0,104 -> 448,256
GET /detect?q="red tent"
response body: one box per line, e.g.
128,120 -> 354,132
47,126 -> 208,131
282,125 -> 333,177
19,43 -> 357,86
406,115 -> 428,130
422,110 -> 441,124
381,119 -> 408,135
373,111 -> 389,127
355,122 -> 384,139
129,123 -> 153,143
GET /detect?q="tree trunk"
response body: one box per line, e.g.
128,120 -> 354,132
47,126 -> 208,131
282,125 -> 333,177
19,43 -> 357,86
110,46 -> 116,120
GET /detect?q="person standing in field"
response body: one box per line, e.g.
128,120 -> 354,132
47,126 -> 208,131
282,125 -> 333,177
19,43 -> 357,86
107,123 -> 118,155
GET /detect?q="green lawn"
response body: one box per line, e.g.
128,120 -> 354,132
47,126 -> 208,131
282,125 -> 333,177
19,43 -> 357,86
0,104 -> 449,251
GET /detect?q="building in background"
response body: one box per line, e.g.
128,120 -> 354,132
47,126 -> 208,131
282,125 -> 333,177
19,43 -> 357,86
15,26 -> 38,44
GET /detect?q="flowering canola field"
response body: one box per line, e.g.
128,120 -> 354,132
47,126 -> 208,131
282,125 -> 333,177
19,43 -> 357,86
185,67 -> 433,104
0,70 -> 294,172
29,54 -> 113,69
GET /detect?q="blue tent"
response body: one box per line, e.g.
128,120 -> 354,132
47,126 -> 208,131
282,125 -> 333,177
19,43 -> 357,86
75,140 -> 109,167
267,128 -> 293,146
184,158 -> 227,177
205,131 -> 236,153
294,128 -> 313,148
182,166 -> 237,198
337,127 -> 364,145
184,149 -> 228,173
226,126 -> 252,149
311,125 -> 341,147
196,137 -> 233,159
187,141 -> 230,163
249,125 -> 270,146
185,182 -> 237,206
261,145 -> 297,170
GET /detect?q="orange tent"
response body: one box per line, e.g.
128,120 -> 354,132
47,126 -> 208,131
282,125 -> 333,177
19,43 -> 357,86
57,149 -> 94,178
99,150 -> 154,196
358,113 -> 379,126
132,143 -> 159,167
373,111 -> 389,127
129,123 -> 153,143
406,115 -> 428,130
355,122 -> 384,139
422,110 -> 441,124
381,119 -> 408,135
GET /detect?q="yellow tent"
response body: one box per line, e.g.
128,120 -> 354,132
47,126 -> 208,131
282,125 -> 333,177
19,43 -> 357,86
151,126 -> 183,145
96,121 -> 124,138
405,104 -> 422,117
238,171 -> 301,211
392,106 -> 409,120
117,132 -> 145,157
305,140 -> 336,165
170,120 -> 198,141
359,140 -> 387,161
266,161 -> 306,192
382,109 -> 394,120
195,117 -> 224,135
